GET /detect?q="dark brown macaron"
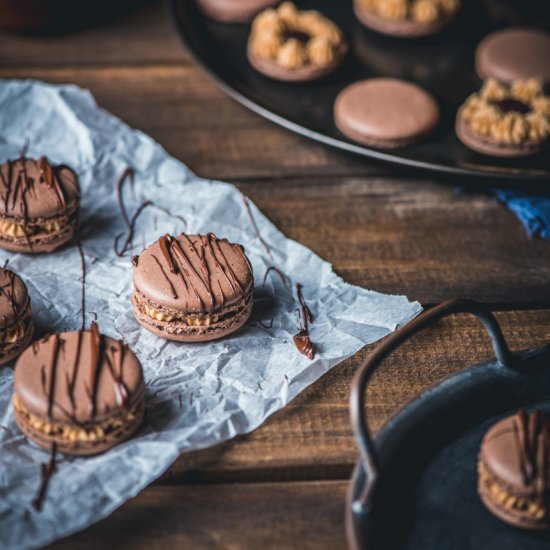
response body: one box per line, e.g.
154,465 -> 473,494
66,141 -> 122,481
334,78 -> 440,148
354,0 -> 460,38
0,157 -> 80,254
456,78 -> 550,158
195,0 -> 279,23
132,233 -> 254,342
0,267 -> 33,365
476,28 -> 550,86
478,410 -> 550,530
247,2 -> 347,82
13,323 -> 145,456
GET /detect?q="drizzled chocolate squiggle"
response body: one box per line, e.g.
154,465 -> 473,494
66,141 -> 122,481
514,410 -> 550,490
114,168 -> 186,257
155,233 -> 253,314
241,193 -> 316,360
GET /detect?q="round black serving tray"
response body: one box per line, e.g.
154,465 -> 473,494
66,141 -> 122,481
170,0 -> 550,183
347,300 -> 550,550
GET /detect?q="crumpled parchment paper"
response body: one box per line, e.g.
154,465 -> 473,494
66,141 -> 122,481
0,80 -> 422,550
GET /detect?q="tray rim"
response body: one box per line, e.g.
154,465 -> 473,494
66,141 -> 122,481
345,344 -> 550,550
169,0 -> 550,184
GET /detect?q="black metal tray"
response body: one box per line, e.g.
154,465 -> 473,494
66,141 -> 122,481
170,0 -> 550,183
347,300 -> 550,549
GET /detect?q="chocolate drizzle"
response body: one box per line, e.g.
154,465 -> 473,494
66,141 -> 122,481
114,168 -> 186,257
513,410 -> 550,492
263,266 -> 289,287
76,241 -> 86,331
46,335 -> 61,419
241,194 -> 273,261
495,98 -> 530,115
293,283 -> 315,360
38,157 -> 67,210
32,443 -> 58,512
88,322 -> 106,418
155,233 -> 253,314
241,194 -> 317,359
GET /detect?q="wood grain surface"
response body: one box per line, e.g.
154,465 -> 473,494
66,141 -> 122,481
0,2 -> 548,548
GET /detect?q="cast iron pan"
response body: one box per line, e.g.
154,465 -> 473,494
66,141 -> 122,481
170,0 -> 550,183
347,299 -> 550,549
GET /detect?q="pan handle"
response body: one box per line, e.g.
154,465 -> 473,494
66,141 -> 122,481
349,299 -> 514,514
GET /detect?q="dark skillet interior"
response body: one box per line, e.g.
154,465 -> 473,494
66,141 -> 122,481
171,0 -> 550,183
350,347 -> 550,550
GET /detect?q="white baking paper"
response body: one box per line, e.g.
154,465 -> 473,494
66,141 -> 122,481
0,80 -> 422,549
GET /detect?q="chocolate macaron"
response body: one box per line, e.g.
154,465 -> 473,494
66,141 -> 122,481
478,410 -> 550,529
0,267 -> 33,365
0,157 -> 80,253
354,0 -> 460,38
247,2 -> 347,82
334,78 -> 440,148
476,28 -> 550,87
132,233 -> 254,342
196,0 -> 279,23
456,78 -> 550,157
13,323 -> 145,456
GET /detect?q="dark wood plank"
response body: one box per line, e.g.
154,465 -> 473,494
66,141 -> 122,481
0,2 -> 188,67
160,309 -> 550,483
48,481 -> 348,550
0,65 -> 388,180
236,178 -> 550,304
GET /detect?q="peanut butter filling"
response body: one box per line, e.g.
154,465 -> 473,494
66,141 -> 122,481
0,217 -> 71,239
479,461 -> 546,520
143,303 -> 247,327
13,393 -> 140,444
0,320 -> 27,344
357,0 -> 460,23
250,2 -> 344,69
460,78 -> 550,145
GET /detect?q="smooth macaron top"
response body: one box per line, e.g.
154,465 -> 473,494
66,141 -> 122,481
476,28 -> 550,86
0,157 -> 80,219
334,78 -> 439,144
133,233 -> 254,314
0,268 -> 30,326
480,411 -> 550,498
14,325 -> 144,424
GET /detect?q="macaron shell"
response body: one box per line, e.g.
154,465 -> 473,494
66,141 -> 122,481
196,0 -> 279,23
455,114 -> 545,158
247,41 -> 348,82
476,28 -> 550,85
133,234 -> 254,314
14,330 -> 144,424
0,268 -> 31,326
334,78 -> 440,148
132,291 -> 253,342
0,159 -> 80,219
14,400 -> 144,457
353,2 -> 457,38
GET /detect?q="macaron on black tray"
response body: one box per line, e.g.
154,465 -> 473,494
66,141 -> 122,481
170,0 -> 550,185
347,300 -> 550,550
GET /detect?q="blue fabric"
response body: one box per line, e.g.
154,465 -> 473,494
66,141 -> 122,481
495,190 -> 550,239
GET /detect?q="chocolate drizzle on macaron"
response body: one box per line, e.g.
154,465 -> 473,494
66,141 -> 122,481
13,324 -> 145,456
478,410 -> 550,529
0,157 -> 80,253
132,233 -> 254,342
0,267 -> 33,365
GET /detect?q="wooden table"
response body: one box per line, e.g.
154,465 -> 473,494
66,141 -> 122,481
1,2 -> 549,547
